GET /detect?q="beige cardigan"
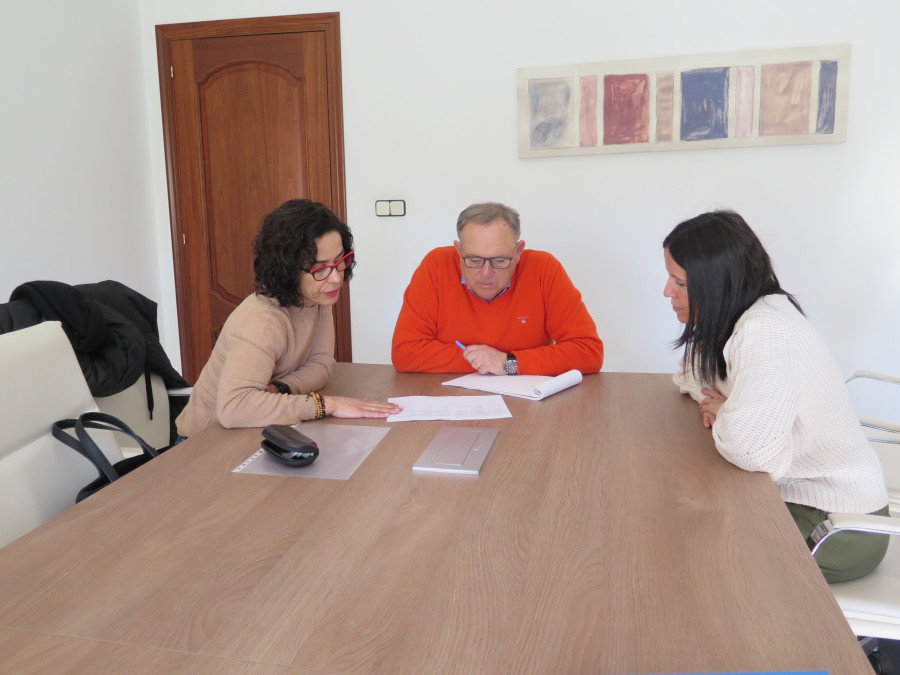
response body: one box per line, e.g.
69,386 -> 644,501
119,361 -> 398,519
176,293 -> 335,436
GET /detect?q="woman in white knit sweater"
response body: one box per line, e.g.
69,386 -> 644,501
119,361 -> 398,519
663,210 -> 889,583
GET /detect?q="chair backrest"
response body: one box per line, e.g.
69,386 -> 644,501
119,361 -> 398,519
95,372 -> 171,451
833,372 -> 900,646
846,371 -> 900,516
0,321 -> 123,548
872,439 -> 900,517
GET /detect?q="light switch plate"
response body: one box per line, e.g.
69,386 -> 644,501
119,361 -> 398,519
375,199 -> 406,216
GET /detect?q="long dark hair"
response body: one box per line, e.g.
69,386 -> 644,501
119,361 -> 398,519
663,210 -> 802,384
252,199 -> 354,308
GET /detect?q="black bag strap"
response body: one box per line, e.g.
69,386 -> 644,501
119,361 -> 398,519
52,418 -> 119,483
143,366 -> 155,420
52,412 -> 159,484
76,412 -> 159,458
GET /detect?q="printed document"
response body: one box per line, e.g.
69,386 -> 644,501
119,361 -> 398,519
442,369 -> 582,400
386,395 -> 511,422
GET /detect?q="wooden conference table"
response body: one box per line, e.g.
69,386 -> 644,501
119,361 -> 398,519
0,364 -> 871,674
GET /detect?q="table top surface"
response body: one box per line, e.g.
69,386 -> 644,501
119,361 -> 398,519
0,364 -> 870,674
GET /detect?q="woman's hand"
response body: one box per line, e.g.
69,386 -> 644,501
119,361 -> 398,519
322,396 -> 402,419
699,387 -> 726,429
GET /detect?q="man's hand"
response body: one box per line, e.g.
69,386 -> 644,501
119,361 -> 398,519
699,387 -> 726,429
462,344 -> 508,375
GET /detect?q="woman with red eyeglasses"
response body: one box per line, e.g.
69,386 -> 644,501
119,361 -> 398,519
176,199 -> 400,438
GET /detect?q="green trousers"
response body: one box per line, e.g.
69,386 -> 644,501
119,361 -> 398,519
787,502 -> 891,584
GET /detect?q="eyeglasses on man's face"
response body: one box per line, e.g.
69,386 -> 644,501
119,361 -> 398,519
461,256 -> 513,270
308,251 -> 354,281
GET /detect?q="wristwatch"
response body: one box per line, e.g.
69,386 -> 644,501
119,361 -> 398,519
503,353 -> 518,376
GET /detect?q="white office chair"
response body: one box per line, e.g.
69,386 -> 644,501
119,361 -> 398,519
809,515 -> 900,627
847,370 -> 900,517
809,370 -> 900,671
0,321 -> 124,548
95,374 -> 191,454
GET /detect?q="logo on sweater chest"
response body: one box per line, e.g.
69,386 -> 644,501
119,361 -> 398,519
517,315 -> 529,324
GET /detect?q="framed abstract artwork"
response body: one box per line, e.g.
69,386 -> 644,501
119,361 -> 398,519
517,44 -> 849,157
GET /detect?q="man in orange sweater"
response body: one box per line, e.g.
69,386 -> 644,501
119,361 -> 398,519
391,202 -> 603,376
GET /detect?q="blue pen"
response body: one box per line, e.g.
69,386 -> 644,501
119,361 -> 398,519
454,340 -> 466,350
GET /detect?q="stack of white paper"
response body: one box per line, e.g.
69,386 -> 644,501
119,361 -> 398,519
441,369 -> 582,400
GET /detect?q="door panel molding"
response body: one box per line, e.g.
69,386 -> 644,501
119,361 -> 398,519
156,13 -> 350,382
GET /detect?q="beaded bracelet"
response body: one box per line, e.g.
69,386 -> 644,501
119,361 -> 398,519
309,391 -> 326,420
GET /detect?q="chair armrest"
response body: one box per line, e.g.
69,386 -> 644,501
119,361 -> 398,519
807,512 -> 900,555
847,370 -> 900,386
828,512 -> 900,535
166,386 -> 193,398
846,371 -> 900,435
859,414 -> 900,436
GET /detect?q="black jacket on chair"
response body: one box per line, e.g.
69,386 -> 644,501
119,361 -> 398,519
5,280 -> 188,398
76,280 -> 187,392
0,299 -> 41,334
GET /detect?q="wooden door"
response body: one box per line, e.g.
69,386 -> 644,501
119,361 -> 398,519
156,14 -> 350,383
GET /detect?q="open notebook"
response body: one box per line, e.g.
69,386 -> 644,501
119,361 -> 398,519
442,369 -> 582,400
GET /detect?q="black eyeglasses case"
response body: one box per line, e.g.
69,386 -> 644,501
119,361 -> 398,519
261,424 -> 319,467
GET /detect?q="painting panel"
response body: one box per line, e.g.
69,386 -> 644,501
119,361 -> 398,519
817,60 -> 838,134
603,73 -> 650,145
681,67 -> 729,141
656,72 -> 674,142
735,66 -> 755,137
528,78 -> 575,149
579,76 -> 598,147
759,61 -> 812,136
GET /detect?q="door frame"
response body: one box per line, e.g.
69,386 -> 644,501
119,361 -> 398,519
155,13 -> 351,379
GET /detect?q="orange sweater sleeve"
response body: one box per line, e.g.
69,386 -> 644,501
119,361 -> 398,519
391,249 -> 472,373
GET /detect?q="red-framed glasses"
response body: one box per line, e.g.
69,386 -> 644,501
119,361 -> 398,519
307,251 -> 355,281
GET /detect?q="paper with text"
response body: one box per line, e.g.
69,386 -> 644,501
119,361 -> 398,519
442,369 -> 582,400
386,395 -> 511,422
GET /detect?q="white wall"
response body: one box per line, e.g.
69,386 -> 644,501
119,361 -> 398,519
3,2 -> 898,420
0,1 -> 159,304
139,0 -> 900,389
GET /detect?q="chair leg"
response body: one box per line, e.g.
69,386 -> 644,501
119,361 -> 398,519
859,637 -> 895,675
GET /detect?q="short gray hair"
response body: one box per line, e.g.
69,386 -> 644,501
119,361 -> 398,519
456,202 -> 521,239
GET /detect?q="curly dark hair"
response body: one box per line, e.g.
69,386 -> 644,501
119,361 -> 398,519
252,199 -> 354,308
